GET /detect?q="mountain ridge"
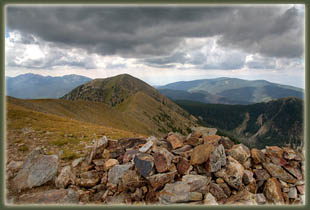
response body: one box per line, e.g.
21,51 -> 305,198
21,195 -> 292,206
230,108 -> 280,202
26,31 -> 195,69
158,77 -> 304,104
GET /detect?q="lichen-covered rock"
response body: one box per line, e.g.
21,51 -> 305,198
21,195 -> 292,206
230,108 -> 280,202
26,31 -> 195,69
218,137 -> 234,150
159,181 -> 196,204
222,157 -> 245,190
108,164 -> 133,186
13,148 -> 58,191
205,144 -> 226,172
251,148 -> 266,164
182,175 -> 211,194
55,166 -> 75,188
166,133 -> 184,149
122,170 -> 143,190
209,183 -> 228,201
253,169 -> 270,181
153,149 -> 172,173
225,189 -> 257,205
190,143 -> 214,165
265,146 -> 287,166
262,162 -> 296,184
230,144 -> 251,165
148,172 -> 176,191
283,162 -> 303,180
191,127 -> 217,138
263,178 -> 284,204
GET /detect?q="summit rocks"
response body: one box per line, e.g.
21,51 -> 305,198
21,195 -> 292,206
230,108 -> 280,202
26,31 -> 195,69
7,128 -> 305,205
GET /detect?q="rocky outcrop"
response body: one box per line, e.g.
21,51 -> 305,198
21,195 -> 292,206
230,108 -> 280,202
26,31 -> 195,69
7,127 -> 305,205
13,147 -> 58,191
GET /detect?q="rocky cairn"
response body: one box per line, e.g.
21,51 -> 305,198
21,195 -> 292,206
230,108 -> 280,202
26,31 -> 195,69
7,127 -> 305,205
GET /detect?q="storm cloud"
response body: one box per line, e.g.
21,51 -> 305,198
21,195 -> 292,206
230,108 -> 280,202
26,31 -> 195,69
7,6 -> 304,60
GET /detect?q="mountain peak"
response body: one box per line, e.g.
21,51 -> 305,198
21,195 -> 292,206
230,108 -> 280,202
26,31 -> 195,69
61,74 -> 163,106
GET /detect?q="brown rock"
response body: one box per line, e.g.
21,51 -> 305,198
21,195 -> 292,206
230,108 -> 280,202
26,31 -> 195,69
191,127 -> 217,138
171,145 -> 192,155
80,170 -> 100,179
123,149 -> 139,163
216,178 -> 224,184
219,182 -> 231,197
104,159 -> 119,171
265,146 -> 287,166
122,170 -> 143,190
251,148 -> 266,164
189,192 -> 203,201
283,162 -> 303,180
222,156 -> 245,190
148,171 -> 176,191
190,143 -> 214,165
225,189 -> 256,205
204,193 -> 218,205
153,153 -> 169,173
92,159 -> 104,166
230,144 -> 250,165
167,133 -> 184,149
218,137 -> 235,150
80,160 -> 94,172
203,135 -> 221,145
76,178 -> 100,188
185,134 -> 201,146
131,188 -> 143,201
263,178 -> 284,204
177,158 -> 191,175
242,170 -> 254,185
55,166 -> 75,188
282,147 -> 298,160
253,169 -> 270,181
209,183 -> 228,201
17,189 -> 79,204
262,162 -> 297,183
7,160 -> 23,174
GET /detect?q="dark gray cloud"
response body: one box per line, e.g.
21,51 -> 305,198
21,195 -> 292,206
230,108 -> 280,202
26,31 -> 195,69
6,5 -> 304,69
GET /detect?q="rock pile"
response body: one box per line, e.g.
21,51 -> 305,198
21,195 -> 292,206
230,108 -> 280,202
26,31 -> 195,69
7,127 -> 305,205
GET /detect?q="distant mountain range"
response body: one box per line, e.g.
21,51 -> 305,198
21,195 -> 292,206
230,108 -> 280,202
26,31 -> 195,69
6,73 -> 92,99
6,73 -> 304,148
6,74 -> 304,105
176,97 -> 304,149
158,77 -> 304,104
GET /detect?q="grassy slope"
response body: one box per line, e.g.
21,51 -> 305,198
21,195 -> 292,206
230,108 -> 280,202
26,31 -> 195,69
6,99 -> 143,162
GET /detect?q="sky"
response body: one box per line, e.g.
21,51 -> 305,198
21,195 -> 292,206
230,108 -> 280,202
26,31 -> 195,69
5,5 -> 305,88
